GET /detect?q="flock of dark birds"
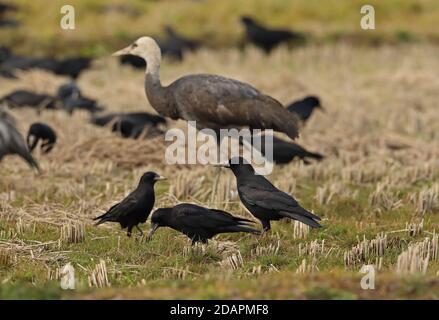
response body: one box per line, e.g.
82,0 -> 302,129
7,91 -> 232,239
0,4 -> 325,244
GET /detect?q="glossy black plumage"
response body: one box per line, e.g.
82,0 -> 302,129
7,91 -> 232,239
287,96 -> 322,123
240,16 -> 305,53
94,172 -> 165,237
223,157 -> 321,231
27,122 -> 57,154
148,203 -> 259,244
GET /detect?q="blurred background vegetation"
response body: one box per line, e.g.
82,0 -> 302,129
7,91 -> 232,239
1,0 -> 439,57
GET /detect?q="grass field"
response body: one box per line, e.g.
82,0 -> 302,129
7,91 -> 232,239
1,40 -> 439,299
2,0 -> 439,56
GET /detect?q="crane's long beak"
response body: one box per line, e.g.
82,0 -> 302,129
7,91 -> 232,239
112,46 -> 131,56
154,175 -> 166,181
147,223 -> 159,241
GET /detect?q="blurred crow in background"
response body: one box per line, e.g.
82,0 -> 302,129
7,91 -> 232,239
240,16 -> 305,53
27,122 -> 57,154
90,112 -> 166,138
56,81 -> 104,114
0,90 -> 59,110
287,95 -> 323,123
0,106 -> 39,170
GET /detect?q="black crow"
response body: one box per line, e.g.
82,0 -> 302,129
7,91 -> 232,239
27,122 -> 57,154
111,118 -> 164,139
287,96 -> 323,123
243,135 -> 324,164
119,54 -> 146,69
90,112 -> 167,138
94,172 -> 165,237
240,16 -> 305,53
54,57 -> 92,79
0,18 -> 19,28
56,81 -> 104,114
0,107 -> 39,170
57,81 -> 81,100
0,90 -> 59,110
219,157 -> 321,232
62,96 -> 104,114
164,26 -> 201,53
0,2 -> 17,14
148,203 -> 259,245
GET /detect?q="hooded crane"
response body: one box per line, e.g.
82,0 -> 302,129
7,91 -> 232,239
112,37 -> 300,145
0,107 -> 39,170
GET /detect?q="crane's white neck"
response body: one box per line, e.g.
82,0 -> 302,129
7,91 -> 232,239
143,45 -> 161,83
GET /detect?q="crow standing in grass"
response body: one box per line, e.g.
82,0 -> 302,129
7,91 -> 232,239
27,122 -> 57,154
219,157 -> 321,232
287,96 -> 323,123
148,203 -> 259,245
94,172 -> 165,237
0,107 -> 39,170
240,16 -> 305,54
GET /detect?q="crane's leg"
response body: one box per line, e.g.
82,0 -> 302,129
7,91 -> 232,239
210,133 -> 224,204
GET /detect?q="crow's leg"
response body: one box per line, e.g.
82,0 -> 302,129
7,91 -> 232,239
261,220 -> 271,234
127,226 -> 133,237
135,225 -> 144,236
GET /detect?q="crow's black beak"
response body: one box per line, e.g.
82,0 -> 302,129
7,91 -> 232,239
147,223 -> 159,240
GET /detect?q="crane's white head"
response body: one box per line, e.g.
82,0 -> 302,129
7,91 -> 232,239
112,36 -> 161,63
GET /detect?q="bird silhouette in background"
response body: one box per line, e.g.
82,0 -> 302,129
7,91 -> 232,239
90,112 -> 167,139
219,157 -> 321,232
0,90 -> 59,111
148,203 -> 259,245
27,122 -> 57,154
287,95 -> 323,123
240,16 -> 305,54
242,134 -> 324,165
0,106 -> 39,170
94,172 -> 166,237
